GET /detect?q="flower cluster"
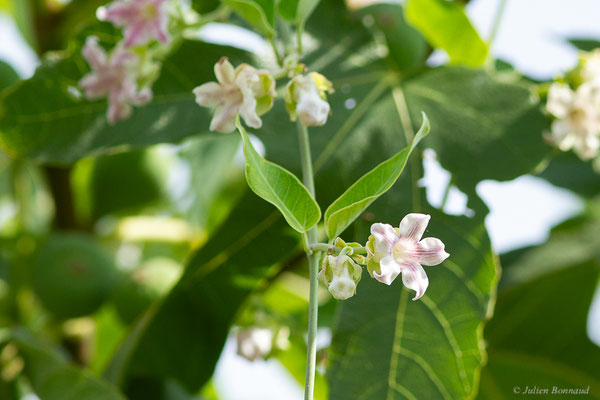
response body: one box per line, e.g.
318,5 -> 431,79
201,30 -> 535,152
546,49 -> 600,161
79,0 -> 172,124
317,213 -> 449,301
194,60 -> 333,133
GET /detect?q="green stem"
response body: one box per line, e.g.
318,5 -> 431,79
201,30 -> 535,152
297,22 -> 304,54
297,121 -> 318,400
440,178 -> 453,211
488,0 -> 508,47
309,243 -> 368,255
269,37 -> 284,67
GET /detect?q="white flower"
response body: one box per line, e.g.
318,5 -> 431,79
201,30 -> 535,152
79,37 -> 152,124
97,0 -> 170,47
193,57 -> 276,133
285,72 -> 333,127
366,214 -> 449,300
580,49 -> 600,83
236,327 -> 273,362
546,82 -> 600,160
318,254 -> 362,300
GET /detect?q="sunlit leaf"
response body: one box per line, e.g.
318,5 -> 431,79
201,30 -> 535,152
224,0 -> 276,36
238,118 -> 321,233
405,0 -> 488,66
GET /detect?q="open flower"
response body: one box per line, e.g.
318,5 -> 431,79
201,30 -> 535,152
97,0 -> 170,47
284,72 -> 333,127
546,82 -> 600,160
318,254 -> 362,300
79,37 -> 152,124
193,57 -> 276,133
366,214 -> 449,300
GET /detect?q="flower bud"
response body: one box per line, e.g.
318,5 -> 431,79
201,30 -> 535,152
318,254 -> 362,300
285,72 -> 333,127
236,327 -> 273,362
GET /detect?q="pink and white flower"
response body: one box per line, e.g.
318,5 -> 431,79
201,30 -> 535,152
193,57 -> 276,133
366,213 -> 449,300
236,327 -> 273,362
97,0 -> 170,47
79,37 -> 152,125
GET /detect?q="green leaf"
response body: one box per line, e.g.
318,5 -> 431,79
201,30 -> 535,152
105,192 -> 300,392
13,331 -> 126,400
477,261 -> 600,399
329,209 -> 499,400
568,38 -> 600,52
0,61 -> 19,92
224,0 -> 276,36
538,151 -> 600,197
361,3 -> 428,71
278,0 -> 320,26
405,0 -> 488,66
0,26 -> 250,164
237,118 -> 321,233
324,113 -> 429,239
403,66 -> 550,195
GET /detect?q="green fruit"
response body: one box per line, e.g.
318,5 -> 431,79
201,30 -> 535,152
112,257 -> 181,323
32,234 -> 116,319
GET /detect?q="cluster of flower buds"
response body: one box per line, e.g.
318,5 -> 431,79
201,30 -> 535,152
79,0 -> 172,124
194,59 -> 333,133
318,214 -> 449,301
546,49 -> 600,162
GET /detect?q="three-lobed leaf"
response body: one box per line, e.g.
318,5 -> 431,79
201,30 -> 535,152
329,207 -> 499,400
237,118 -> 321,233
324,112 -> 430,240
405,0 -> 488,67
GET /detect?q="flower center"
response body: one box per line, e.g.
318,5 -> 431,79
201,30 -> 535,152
142,3 -> 158,19
392,239 -> 414,263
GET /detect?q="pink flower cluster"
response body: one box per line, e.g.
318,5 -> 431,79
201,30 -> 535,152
79,0 -> 171,124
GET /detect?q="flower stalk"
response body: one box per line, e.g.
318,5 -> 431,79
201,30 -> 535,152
297,120 -> 319,400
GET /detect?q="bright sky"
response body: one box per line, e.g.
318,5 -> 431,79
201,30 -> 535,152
1,0 -> 600,398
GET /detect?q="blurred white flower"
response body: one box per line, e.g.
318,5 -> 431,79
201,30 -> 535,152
236,327 -> 273,362
193,57 -> 276,133
546,81 -> 600,160
580,49 -> 600,83
318,254 -> 362,300
284,72 -> 333,127
366,214 -> 449,300
97,0 -> 170,47
79,37 -> 152,124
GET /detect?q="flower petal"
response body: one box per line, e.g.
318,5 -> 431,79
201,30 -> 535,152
82,37 -> 107,70
416,237 -> 449,266
193,82 -> 223,107
370,223 -> 398,259
209,104 -> 238,133
400,262 -> 429,301
398,213 -> 430,241
215,57 -> 235,85
373,255 -> 401,285
546,83 -> 574,119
